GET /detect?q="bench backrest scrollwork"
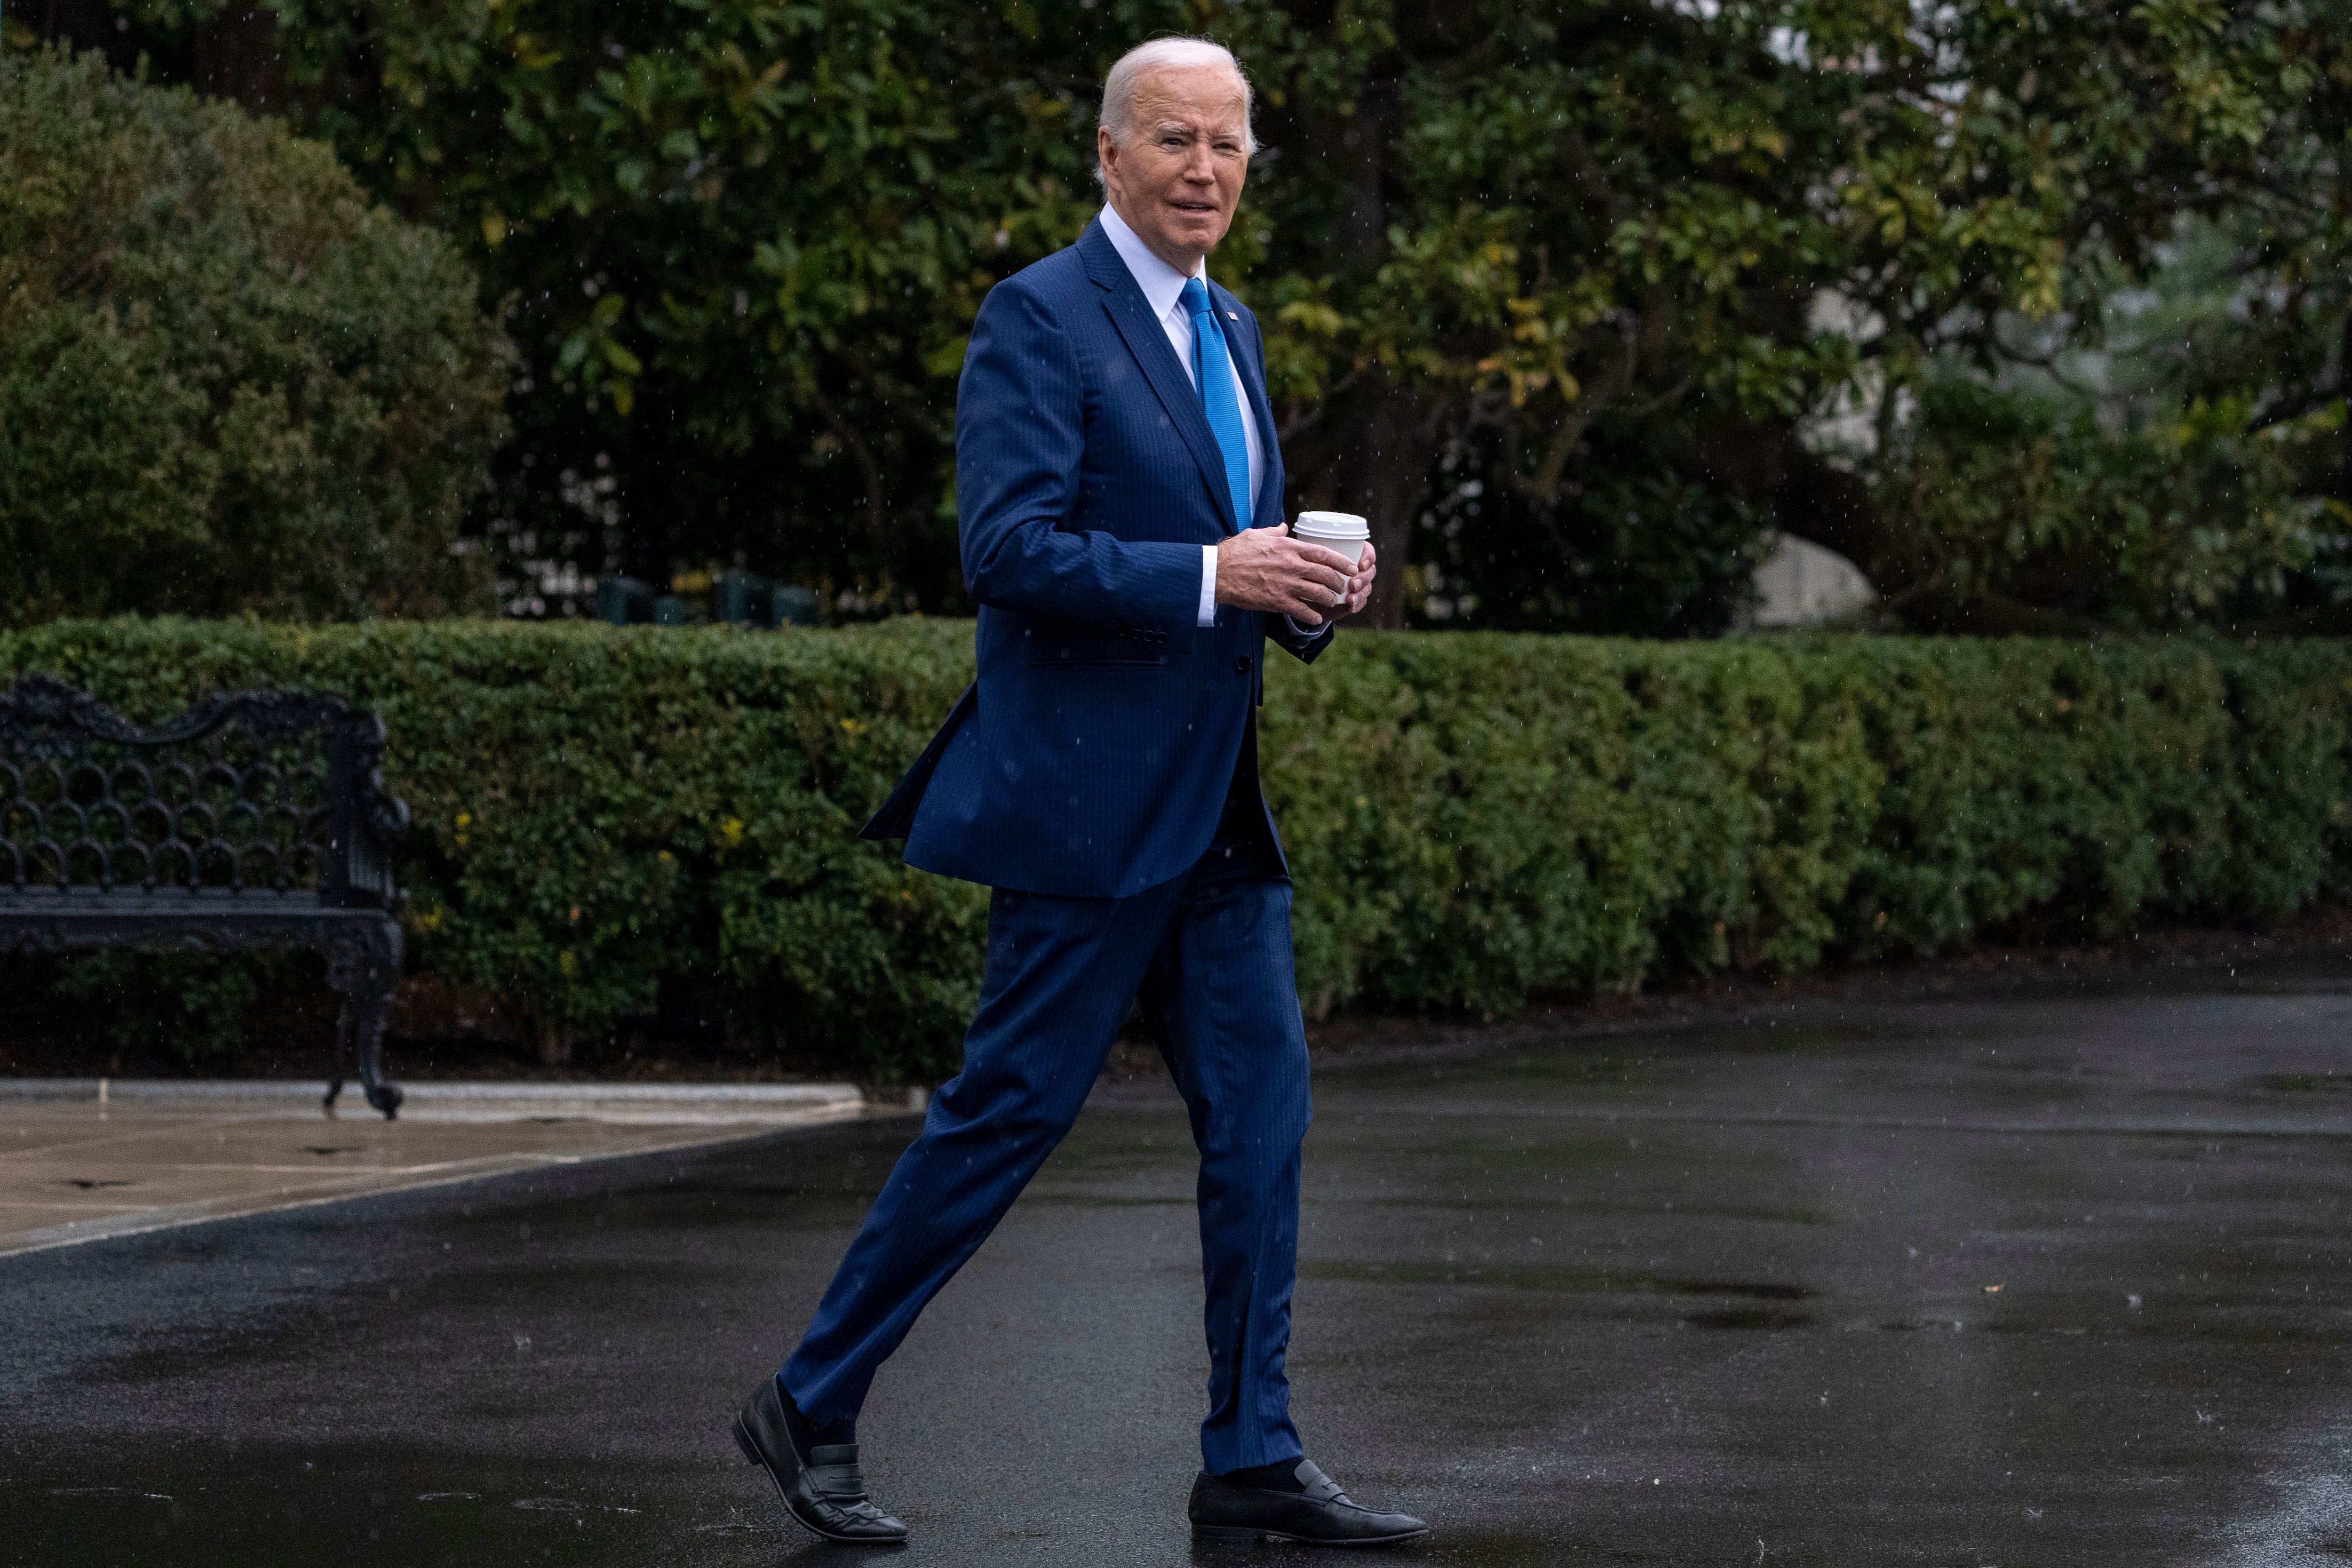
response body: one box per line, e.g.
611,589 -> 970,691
0,674 -> 409,908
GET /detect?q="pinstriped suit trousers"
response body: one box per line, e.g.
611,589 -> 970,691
779,825 -> 1311,1474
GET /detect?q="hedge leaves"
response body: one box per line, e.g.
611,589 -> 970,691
3,620 -> 2344,1075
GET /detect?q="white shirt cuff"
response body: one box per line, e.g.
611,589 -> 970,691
1198,544 -> 1219,628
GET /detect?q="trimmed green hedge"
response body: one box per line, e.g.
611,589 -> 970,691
4,619 -> 2347,1076
0,48 -> 509,625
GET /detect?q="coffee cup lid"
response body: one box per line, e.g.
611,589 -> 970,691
1294,510 -> 1370,539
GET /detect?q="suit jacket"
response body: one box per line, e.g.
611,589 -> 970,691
861,217 -> 1332,898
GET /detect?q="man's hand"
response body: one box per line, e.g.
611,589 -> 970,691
1215,531 -> 1376,624
1271,542 -> 1378,629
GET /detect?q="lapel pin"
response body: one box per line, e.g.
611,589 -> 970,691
1227,311 -> 1239,320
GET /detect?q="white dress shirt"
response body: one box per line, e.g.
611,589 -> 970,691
1098,204 -> 1264,629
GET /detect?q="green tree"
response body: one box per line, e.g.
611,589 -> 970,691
0,45 -> 511,625
1797,1 -> 2352,631
19,1 -> 2344,632
62,0 -> 1106,615
1872,377 -> 2332,630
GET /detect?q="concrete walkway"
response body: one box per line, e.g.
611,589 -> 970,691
7,963 -> 2352,1565
0,1080 -> 882,1256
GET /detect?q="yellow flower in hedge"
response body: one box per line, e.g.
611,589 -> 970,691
720,817 -> 746,848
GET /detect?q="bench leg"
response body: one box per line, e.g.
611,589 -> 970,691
355,972 -> 402,1119
324,998 -> 350,1119
324,919 -> 403,1121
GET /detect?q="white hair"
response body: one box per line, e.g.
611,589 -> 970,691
1097,36 -> 1257,171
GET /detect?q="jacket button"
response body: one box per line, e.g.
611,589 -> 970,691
1234,656 -> 1252,674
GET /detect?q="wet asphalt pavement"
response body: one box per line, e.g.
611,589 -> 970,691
8,963 -> 2352,1567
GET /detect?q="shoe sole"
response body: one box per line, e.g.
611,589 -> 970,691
1192,1522 -> 1432,1547
735,1413 -> 907,1546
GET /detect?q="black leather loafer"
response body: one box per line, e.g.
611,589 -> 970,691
1189,1458 -> 1429,1545
733,1377 -> 908,1544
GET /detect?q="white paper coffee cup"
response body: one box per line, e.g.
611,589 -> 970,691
1291,510 -> 1370,566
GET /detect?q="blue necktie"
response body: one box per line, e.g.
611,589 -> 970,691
1181,277 -> 1251,533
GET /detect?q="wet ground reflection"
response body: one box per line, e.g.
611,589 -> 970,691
8,963 -> 2352,1564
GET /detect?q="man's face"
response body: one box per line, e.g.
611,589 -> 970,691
1098,64 -> 1251,274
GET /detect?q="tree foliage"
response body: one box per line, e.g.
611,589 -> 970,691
0,46 -> 511,625
15,1 -> 2350,631
1875,378 -> 2330,630
1825,2 -> 2352,632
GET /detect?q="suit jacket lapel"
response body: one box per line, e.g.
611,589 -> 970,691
1079,222 -> 1242,534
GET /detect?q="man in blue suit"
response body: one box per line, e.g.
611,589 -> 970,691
733,36 -> 1428,1549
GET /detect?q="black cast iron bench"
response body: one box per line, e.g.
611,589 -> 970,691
0,675 -> 410,1117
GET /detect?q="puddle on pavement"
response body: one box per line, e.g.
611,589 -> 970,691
1682,1306 -> 1815,1331
4,1452 -> 672,1568
2255,1072 -> 2352,1094
1367,1195 -> 1832,1226
1301,1257 -> 1816,1299
1188,1526 -> 1571,1566
1353,1128 -> 1648,1177
1019,1191 -> 1194,1208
